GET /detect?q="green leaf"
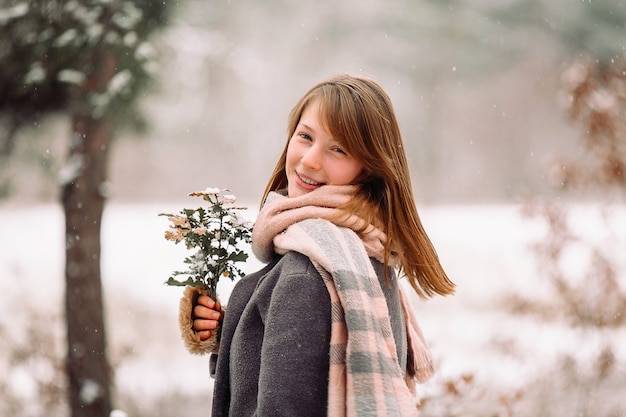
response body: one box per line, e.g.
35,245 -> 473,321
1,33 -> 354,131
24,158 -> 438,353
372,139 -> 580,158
164,276 -> 194,287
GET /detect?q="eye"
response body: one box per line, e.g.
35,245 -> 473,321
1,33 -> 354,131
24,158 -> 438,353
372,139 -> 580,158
298,133 -> 312,141
331,146 -> 347,155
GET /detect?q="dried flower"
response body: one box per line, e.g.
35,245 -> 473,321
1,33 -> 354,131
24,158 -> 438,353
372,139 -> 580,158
169,215 -> 190,228
192,227 -> 207,236
159,188 -> 252,300
164,227 -> 185,242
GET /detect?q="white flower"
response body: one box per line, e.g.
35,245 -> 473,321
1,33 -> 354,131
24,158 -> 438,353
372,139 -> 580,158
219,193 -> 237,204
160,188 -> 252,294
231,211 -> 253,228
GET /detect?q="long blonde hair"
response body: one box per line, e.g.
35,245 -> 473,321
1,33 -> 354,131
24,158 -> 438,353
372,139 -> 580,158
262,74 -> 455,298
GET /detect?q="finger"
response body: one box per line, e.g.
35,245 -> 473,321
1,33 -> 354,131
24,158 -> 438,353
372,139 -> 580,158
197,295 -> 216,309
194,305 -> 222,320
194,318 -> 218,331
215,301 -> 224,318
198,330 -> 211,341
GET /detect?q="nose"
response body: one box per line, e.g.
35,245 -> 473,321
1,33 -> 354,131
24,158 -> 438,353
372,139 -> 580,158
300,144 -> 322,170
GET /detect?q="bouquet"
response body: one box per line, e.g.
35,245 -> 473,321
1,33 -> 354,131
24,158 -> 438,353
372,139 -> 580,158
160,187 -> 253,301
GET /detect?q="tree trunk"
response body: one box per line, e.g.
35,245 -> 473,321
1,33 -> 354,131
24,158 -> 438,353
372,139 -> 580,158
62,113 -> 112,417
62,119 -> 112,416
62,48 -> 116,417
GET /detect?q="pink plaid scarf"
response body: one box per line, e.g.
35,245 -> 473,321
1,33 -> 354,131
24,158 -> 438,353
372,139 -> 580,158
253,186 -> 434,416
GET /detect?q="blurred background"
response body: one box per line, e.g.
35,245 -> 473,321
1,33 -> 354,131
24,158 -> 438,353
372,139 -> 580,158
1,1 -> 625,416
4,0 -> 625,205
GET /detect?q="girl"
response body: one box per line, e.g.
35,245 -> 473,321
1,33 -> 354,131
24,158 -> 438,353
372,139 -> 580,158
182,74 -> 455,416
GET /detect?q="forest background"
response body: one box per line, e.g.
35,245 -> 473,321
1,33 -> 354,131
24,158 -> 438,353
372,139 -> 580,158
1,0 -> 625,416
4,0 -> 624,204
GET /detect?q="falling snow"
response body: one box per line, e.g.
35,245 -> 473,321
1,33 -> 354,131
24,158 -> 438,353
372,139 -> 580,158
0,202 -> 624,414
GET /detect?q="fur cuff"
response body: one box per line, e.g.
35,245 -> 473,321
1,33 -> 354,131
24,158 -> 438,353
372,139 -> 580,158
179,285 -> 221,355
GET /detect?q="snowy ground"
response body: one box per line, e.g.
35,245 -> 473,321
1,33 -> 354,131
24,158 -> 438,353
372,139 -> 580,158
1,201 -> 624,415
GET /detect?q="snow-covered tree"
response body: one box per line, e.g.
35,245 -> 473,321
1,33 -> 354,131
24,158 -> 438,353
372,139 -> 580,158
0,1 -> 174,416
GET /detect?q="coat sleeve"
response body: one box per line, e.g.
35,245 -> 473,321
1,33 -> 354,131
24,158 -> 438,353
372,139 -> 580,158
256,269 -> 332,416
178,285 -> 221,355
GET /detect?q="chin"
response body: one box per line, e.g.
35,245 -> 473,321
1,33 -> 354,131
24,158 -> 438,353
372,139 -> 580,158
287,184 -> 309,198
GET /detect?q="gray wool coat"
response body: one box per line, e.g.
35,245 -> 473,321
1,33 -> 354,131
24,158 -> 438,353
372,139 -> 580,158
210,251 -> 407,417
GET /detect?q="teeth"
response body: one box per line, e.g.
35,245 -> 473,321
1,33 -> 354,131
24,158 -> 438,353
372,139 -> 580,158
300,175 -> 320,186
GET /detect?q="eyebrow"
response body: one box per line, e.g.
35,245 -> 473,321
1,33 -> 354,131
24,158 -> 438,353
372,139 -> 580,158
298,122 -> 314,131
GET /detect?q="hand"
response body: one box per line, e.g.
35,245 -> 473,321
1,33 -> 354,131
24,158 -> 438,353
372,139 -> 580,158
193,295 -> 223,341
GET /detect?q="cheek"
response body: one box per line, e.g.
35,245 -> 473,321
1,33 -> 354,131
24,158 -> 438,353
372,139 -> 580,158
331,161 -> 364,185
284,139 -> 296,169
348,164 -> 364,183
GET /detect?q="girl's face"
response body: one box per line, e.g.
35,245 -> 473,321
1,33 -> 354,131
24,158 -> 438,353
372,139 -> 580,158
285,99 -> 363,198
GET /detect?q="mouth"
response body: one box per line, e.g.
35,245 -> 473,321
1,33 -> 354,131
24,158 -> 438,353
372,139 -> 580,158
296,172 -> 324,188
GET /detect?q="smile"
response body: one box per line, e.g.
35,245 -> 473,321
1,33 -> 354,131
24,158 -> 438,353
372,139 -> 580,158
297,172 -> 322,186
